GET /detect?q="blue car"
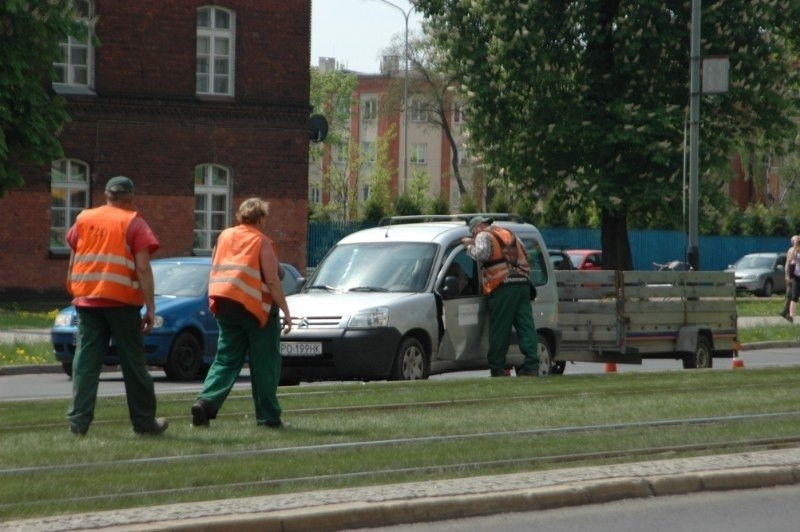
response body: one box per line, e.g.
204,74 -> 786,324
51,257 -> 304,381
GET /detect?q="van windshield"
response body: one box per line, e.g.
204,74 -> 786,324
309,242 -> 437,293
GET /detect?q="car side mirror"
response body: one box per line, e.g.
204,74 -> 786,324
441,276 -> 460,299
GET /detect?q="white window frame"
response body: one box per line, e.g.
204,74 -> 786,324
196,6 -> 236,97
362,97 -> 377,121
411,99 -> 428,122
50,159 -> 90,251
360,141 -> 376,163
310,184 -> 321,204
453,104 -> 465,124
411,143 -> 427,165
194,164 -> 232,252
52,0 -> 94,93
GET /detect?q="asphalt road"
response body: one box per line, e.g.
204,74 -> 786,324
0,346 -> 798,402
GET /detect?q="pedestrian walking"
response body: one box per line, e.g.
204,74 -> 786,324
65,175 -> 168,436
461,216 -> 541,377
784,235 -> 800,322
191,198 -> 292,428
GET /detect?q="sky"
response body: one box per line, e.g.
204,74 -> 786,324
311,0 -> 425,73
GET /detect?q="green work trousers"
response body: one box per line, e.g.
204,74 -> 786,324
197,304 -> 283,426
487,283 -> 539,376
67,306 -> 157,433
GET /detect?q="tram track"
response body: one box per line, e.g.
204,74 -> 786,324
3,434 -> 800,513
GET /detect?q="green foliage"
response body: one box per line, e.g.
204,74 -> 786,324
428,195 -> 450,215
362,199 -> 386,223
417,0 -> 800,263
459,194 -> 479,214
393,194 -> 423,216
0,0 -> 90,197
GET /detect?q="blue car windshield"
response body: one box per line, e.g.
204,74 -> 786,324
153,263 -> 210,297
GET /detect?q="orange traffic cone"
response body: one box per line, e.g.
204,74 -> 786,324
731,343 -> 744,369
604,362 -> 617,373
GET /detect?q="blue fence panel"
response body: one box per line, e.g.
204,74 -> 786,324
307,220 -> 373,267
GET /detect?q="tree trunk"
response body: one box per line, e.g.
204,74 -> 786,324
601,210 -> 634,271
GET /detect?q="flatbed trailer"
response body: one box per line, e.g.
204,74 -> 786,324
553,270 -> 738,369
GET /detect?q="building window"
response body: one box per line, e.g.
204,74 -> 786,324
53,0 -> 94,91
334,143 -> 348,164
310,184 -> 321,204
50,159 -> 90,250
411,99 -> 428,122
360,141 -> 376,163
453,104 -> 465,124
196,6 -> 235,96
362,97 -> 377,121
194,164 -> 231,252
361,184 -> 370,202
458,145 -> 470,166
411,143 -> 427,165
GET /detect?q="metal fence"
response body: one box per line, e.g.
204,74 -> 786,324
308,221 -> 787,272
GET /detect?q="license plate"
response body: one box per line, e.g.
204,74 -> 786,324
280,342 -> 322,356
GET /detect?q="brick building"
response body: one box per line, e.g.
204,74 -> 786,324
0,1 -> 311,302
308,58 -> 479,219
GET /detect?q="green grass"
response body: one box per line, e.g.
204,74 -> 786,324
0,307 -> 58,329
2,368 -> 800,521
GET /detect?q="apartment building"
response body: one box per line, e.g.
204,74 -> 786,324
309,57 -> 479,218
0,1 -> 311,301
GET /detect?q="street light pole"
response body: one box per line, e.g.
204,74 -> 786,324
373,0 -> 411,194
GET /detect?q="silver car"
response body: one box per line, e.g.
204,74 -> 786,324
280,215 -> 560,382
725,252 -> 787,297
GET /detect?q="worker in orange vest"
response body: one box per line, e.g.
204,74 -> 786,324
462,216 -> 540,377
66,175 -> 168,436
191,198 -> 292,428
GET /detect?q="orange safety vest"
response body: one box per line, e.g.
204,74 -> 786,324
481,227 -> 530,294
208,225 -> 273,326
68,205 -> 144,305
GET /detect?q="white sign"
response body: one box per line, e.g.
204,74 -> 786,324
702,57 -> 729,94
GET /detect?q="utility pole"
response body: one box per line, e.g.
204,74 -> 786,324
688,0 -> 701,271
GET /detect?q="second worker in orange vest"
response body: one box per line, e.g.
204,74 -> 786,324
191,198 -> 292,428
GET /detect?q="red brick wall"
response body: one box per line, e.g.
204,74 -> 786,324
0,1 -> 311,302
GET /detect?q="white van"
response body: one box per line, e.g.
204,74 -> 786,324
280,214 -> 561,382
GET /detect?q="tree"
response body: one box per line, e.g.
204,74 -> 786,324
0,0 -> 89,197
416,0 -> 800,269
381,31 -> 470,200
309,65 -> 359,220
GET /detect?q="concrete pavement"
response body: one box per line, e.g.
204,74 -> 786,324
4,448 -> 800,531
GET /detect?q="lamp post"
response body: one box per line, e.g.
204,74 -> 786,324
372,0 -> 411,193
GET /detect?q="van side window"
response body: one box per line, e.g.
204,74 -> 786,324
521,237 -> 549,287
440,246 -> 478,297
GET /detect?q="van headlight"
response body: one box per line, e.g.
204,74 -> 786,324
347,307 -> 389,328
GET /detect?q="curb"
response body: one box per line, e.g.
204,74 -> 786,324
5,450 -> 799,531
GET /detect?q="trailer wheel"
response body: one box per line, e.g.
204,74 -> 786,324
389,337 -> 428,381
682,335 -> 713,369
536,334 -> 564,375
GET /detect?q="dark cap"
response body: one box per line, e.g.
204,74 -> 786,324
105,175 -> 134,194
468,216 -> 493,231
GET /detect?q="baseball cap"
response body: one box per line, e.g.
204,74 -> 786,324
468,216 -> 493,231
105,175 -> 134,194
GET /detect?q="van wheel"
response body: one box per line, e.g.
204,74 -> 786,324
62,362 -> 73,378
536,334 -> 564,375
682,335 -> 713,369
164,332 -> 203,381
389,337 -> 428,381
